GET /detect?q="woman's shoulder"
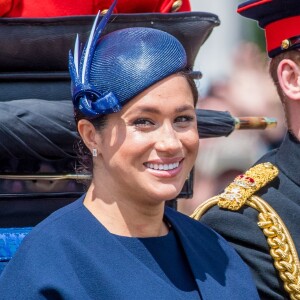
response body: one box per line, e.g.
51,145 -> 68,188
19,196 -> 86,246
36,196 -> 84,227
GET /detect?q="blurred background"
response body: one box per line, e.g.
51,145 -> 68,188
178,0 -> 286,214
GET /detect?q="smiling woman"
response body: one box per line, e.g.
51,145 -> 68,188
81,74 -> 199,215
0,0 -> 260,299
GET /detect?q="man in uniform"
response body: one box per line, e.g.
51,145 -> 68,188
192,1 -> 300,299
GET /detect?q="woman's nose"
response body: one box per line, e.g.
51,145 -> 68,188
154,123 -> 182,153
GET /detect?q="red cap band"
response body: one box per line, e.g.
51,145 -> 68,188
265,15 -> 300,52
237,0 -> 272,14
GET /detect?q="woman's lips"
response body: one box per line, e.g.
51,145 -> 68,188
143,159 -> 183,178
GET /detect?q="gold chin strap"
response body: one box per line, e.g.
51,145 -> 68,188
191,162 -> 300,300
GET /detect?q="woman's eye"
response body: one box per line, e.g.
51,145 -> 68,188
175,115 -> 194,123
133,118 -> 154,127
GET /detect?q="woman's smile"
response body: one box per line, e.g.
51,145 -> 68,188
144,158 -> 183,178
145,161 -> 180,171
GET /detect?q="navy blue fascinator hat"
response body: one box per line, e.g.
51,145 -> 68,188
69,0 -> 187,117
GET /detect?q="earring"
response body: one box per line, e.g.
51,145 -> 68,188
92,148 -> 98,157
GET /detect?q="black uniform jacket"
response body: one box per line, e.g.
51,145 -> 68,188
200,132 -> 300,300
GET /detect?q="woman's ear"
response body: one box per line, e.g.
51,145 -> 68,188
77,119 -> 98,153
277,58 -> 300,101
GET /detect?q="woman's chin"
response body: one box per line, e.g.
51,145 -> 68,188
149,186 -> 182,203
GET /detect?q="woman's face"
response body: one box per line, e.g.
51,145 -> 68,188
94,74 -> 199,205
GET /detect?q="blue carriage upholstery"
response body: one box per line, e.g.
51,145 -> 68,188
0,228 -> 32,274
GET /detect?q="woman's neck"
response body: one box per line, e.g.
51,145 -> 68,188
83,184 -> 169,238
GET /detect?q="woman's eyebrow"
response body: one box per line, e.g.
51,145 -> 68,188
175,105 -> 195,113
133,106 -> 160,114
131,104 -> 194,114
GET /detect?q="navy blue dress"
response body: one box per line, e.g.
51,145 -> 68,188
0,196 -> 259,299
115,228 -> 201,299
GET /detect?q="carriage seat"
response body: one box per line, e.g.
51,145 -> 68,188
0,228 -> 32,275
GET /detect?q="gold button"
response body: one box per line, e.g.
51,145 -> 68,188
281,39 -> 290,50
171,0 -> 182,12
263,162 -> 273,168
101,9 -> 109,15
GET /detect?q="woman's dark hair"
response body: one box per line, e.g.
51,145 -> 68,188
74,69 -> 199,182
180,70 -> 199,106
74,110 -> 108,187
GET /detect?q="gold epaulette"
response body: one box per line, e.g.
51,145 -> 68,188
217,162 -> 278,211
191,162 -> 300,300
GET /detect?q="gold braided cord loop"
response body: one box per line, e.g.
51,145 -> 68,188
247,196 -> 300,300
191,162 -> 300,300
191,196 -> 300,299
190,197 -> 219,220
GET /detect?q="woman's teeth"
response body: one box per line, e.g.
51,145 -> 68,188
145,162 -> 179,171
